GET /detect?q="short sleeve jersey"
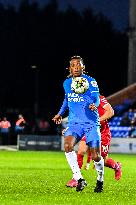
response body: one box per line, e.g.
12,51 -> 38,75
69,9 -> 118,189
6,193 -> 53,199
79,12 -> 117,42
98,95 -> 111,134
63,74 -> 100,126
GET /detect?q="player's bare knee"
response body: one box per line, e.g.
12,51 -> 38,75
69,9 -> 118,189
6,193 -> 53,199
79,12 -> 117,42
64,142 -> 69,152
64,142 -> 74,152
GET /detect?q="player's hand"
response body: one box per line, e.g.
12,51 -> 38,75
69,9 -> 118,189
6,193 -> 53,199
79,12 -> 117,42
52,114 -> 62,124
89,103 -> 97,111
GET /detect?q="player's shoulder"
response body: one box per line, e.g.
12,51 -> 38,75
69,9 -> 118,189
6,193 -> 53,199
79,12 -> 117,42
63,77 -> 72,86
82,74 -> 96,82
64,76 -> 72,83
83,74 -> 98,89
100,95 -> 106,100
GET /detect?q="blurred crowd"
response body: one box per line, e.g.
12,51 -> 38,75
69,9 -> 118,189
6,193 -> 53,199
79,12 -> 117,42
120,108 -> 136,138
0,108 -> 136,146
108,108 -> 136,138
0,113 -> 53,145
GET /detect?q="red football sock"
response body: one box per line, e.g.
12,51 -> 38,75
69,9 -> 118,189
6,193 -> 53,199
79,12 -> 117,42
77,154 -> 84,169
87,150 -> 92,163
105,158 -> 117,169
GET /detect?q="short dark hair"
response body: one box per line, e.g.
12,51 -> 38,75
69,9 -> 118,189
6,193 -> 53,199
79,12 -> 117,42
70,55 -> 84,65
67,55 -> 87,78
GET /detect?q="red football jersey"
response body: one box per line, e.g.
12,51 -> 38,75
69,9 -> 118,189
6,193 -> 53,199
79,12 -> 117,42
98,95 -> 111,140
81,95 -> 112,157
98,96 -> 112,156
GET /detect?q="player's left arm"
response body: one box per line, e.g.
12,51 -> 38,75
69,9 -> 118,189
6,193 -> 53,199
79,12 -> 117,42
100,103 -> 114,121
88,78 -> 100,108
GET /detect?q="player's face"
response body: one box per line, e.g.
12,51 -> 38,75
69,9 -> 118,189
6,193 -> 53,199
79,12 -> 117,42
69,59 -> 84,77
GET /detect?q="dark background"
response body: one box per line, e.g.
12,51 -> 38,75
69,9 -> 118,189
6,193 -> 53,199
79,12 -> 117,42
0,0 -> 129,122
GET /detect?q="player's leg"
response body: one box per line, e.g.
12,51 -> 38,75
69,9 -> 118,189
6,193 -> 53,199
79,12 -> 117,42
90,146 -> 104,192
101,134 -> 122,180
65,141 -> 78,188
105,157 -> 122,180
64,126 -> 87,191
64,135 -> 83,180
66,137 -> 88,187
84,148 -> 92,170
86,126 -> 104,192
77,138 -> 88,169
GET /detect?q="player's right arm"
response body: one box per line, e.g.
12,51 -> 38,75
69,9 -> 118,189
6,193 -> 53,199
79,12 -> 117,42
52,95 -> 68,124
100,101 -> 114,121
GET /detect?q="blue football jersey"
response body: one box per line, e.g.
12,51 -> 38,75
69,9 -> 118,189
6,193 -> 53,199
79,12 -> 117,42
58,74 -> 100,126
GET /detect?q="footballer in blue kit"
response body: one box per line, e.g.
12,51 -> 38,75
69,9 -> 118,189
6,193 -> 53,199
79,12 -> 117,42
58,74 -> 101,146
52,56 -> 104,193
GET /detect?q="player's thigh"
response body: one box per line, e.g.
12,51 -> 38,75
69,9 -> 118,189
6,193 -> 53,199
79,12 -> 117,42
64,124 -> 83,142
64,135 -> 76,145
85,126 -> 101,144
101,133 -> 111,157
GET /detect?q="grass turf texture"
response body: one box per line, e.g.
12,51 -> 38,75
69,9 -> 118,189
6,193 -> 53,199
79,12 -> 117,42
0,151 -> 136,205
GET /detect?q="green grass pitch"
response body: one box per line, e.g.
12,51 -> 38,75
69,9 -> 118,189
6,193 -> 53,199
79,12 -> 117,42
0,151 -> 136,205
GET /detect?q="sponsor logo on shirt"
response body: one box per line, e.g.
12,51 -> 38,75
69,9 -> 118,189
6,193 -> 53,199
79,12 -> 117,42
68,93 -> 84,102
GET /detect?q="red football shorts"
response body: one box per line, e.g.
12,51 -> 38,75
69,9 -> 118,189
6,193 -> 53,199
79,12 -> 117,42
101,132 -> 111,157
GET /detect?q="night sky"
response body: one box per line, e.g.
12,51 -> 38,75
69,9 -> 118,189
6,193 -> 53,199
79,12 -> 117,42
0,0 -> 130,125
0,0 -> 129,31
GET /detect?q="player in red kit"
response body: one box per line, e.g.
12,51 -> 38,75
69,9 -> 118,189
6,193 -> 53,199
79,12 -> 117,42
66,95 -> 122,187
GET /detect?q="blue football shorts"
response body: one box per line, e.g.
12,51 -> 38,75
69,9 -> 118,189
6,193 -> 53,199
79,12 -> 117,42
64,122 -> 101,148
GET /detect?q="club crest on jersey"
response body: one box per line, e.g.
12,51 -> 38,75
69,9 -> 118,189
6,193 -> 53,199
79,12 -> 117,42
91,81 -> 98,87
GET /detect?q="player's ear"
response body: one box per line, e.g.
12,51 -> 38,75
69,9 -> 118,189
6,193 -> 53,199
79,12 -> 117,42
82,65 -> 85,71
67,66 -> 72,75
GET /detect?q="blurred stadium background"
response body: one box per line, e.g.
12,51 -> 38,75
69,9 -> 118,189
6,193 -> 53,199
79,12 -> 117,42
0,1 -> 136,205
0,0 -> 136,153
